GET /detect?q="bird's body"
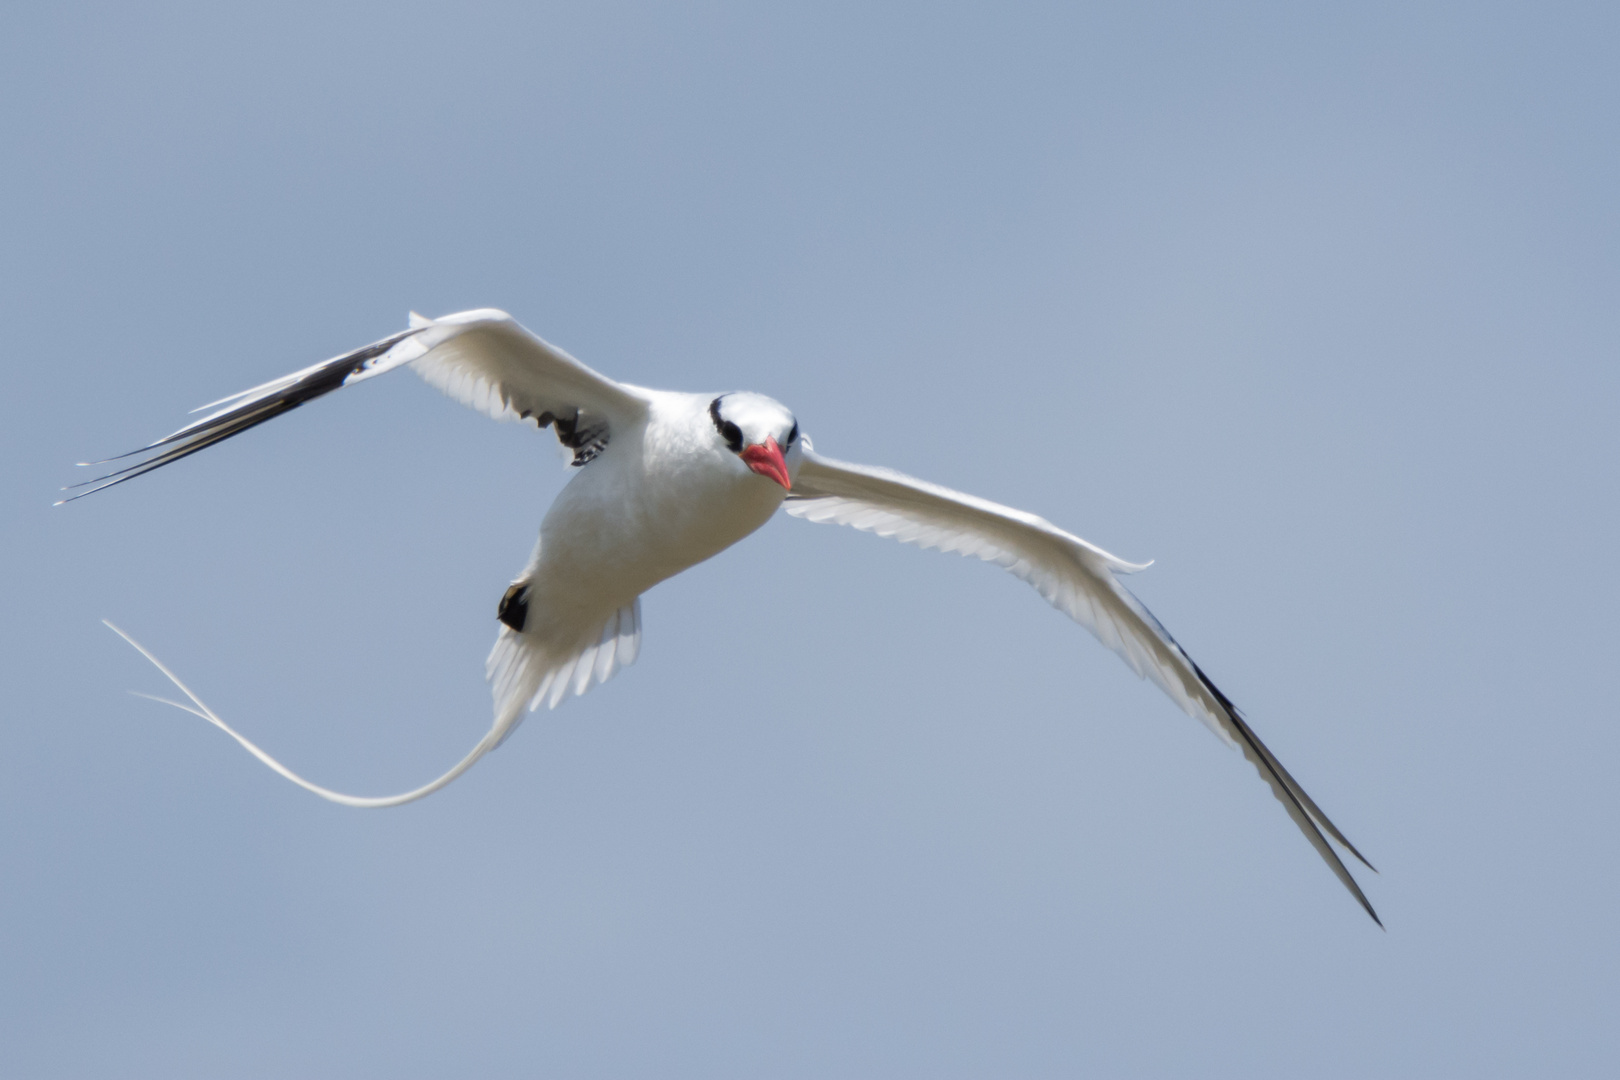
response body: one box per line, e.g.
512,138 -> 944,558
67,307 -> 1380,924
491,389 -> 797,730
544,389 -> 791,596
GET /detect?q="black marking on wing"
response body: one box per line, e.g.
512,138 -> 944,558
1117,585 -> 1379,923
522,408 -> 610,466
1188,656 -> 1382,927
1191,657 -> 1376,870
779,453 -> 1377,922
58,327 -> 422,503
498,582 -> 531,632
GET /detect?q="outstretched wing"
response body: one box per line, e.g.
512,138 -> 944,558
784,443 -> 1379,924
61,309 -> 648,502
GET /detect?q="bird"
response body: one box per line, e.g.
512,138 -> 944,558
64,307 -> 1379,924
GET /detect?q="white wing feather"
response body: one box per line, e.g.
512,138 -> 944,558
396,309 -> 647,430
62,309 -> 647,501
74,312 -> 653,808
785,444 -> 1380,924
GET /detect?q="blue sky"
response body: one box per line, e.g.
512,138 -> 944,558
3,2 -> 1617,1075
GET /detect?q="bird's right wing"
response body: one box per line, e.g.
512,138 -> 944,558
62,309 -> 648,501
785,444 -> 1379,924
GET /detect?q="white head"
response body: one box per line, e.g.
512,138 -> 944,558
708,392 -> 800,490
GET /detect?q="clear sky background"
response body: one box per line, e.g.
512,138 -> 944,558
3,2 -> 1617,1076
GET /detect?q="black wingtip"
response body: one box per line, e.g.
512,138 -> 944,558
54,486 -> 101,506
1358,889 -> 1384,929
1173,657 -> 1383,926
1335,837 -> 1378,875
1187,658 -> 1380,876
61,324 -> 426,505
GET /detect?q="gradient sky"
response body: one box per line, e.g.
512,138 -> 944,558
4,2 -> 1618,1076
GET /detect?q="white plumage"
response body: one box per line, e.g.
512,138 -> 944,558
68,307 -> 1379,924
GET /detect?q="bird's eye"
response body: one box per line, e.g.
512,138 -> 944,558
786,422 -> 798,447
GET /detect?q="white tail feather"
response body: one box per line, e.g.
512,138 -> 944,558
103,620 -> 503,808
106,597 -> 644,803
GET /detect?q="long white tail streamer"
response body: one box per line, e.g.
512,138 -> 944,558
104,620 -> 499,808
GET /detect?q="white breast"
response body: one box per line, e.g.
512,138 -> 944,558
522,392 -> 786,654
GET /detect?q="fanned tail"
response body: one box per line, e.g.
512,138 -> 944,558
484,598 -> 642,748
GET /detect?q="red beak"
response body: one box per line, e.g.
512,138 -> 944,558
740,436 -> 791,490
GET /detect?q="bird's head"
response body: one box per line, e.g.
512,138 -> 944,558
709,392 -> 799,490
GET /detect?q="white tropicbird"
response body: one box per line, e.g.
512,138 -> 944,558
65,308 -> 1378,924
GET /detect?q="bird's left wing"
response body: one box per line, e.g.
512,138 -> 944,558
61,309 -> 648,501
785,443 -> 1379,924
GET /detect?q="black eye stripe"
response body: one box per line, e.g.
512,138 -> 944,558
708,396 -> 744,452
710,395 -> 797,454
